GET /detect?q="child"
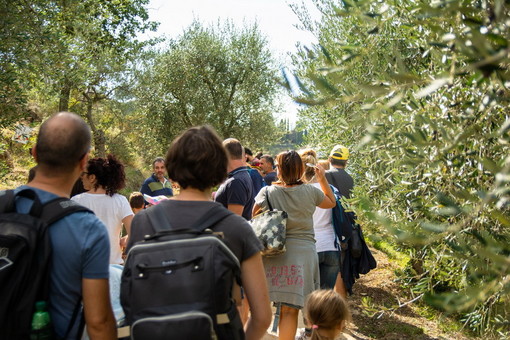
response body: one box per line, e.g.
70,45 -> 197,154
298,290 -> 351,340
121,192 -> 145,261
129,191 -> 145,214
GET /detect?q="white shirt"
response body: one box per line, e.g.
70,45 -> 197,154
312,183 -> 338,252
72,193 -> 133,264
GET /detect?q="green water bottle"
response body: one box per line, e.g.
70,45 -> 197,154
30,301 -> 52,340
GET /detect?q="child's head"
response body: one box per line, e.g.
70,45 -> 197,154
129,192 -> 145,214
304,290 -> 351,340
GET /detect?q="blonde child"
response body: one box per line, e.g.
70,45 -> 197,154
299,290 -> 351,340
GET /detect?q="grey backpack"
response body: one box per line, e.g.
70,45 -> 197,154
120,205 -> 244,340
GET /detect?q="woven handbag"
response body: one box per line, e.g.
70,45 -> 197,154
250,192 -> 288,257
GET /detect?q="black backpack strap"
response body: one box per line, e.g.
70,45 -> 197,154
0,190 -> 15,213
4,189 -> 46,217
39,198 -> 93,226
190,205 -> 233,232
266,189 -> 274,211
146,204 -> 174,233
59,298 -> 84,340
147,204 -> 233,233
0,190 -> 92,222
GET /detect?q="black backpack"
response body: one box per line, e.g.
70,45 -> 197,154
0,189 -> 92,340
120,204 -> 244,340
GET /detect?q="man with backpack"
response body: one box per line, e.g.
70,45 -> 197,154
325,145 -> 354,199
0,112 -> 116,339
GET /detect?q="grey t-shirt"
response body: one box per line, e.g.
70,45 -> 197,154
254,184 -> 324,241
127,200 -> 262,263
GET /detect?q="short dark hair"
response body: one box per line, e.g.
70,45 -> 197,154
260,155 -> 274,167
152,157 -> 165,167
129,192 -> 145,209
86,154 -> 126,196
223,138 -> 244,160
275,150 -> 304,186
330,158 -> 347,167
36,112 -> 91,173
244,147 -> 253,156
166,126 -> 228,191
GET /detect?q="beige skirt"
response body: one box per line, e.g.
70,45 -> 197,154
262,237 -> 320,308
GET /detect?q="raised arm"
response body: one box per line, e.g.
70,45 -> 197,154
315,164 -> 336,209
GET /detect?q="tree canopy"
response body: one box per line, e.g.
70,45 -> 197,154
291,0 -> 510,335
132,20 -> 281,151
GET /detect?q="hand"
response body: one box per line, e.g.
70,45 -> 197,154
314,163 -> 326,179
119,235 -> 128,248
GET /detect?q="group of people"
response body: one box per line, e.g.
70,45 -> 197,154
11,111 -> 356,340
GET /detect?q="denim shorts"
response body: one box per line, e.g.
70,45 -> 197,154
318,251 -> 339,289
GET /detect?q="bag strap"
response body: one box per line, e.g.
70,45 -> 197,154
1,189 -> 46,217
60,298 -> 84,340
40,197 -> 93,225
0,189 -> 92,222
0,190 -> 15,213
266,189 -> 274,211
190,205 -> 233,232
147,203 -> 233,233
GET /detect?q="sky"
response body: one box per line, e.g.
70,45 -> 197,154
143,0 -> 322,126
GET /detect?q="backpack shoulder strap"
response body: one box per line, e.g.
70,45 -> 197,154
146,203 -> 233,233
40,197 -> 93,226
190,205 -> 233,232
146,204 -> 174,233
325,170 -> 341,195
0,190 -> 15,213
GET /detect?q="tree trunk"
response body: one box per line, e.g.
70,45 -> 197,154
85,94 -> 106,158
59,80 -> 71,112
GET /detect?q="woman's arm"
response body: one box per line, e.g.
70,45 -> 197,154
120,214 -> 134,248
252,203 -> 263,217
121,214 -> 133,235
241,253 -> 272,340
315,164 -> 336,209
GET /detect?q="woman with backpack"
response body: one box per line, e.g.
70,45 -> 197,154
124,126 -> 271,340
252,150 -> 336,340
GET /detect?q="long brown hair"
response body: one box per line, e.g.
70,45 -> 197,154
275,150 -> 304,186
304,290 -> 351,340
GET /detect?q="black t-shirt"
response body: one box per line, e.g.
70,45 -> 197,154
214,167 -> 254,220
325,168 -> 354,198
263,171 -> 277,186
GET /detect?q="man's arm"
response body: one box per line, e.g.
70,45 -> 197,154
82,278 -> 116,340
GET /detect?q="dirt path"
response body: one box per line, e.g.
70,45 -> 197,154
264,247 -> 470,340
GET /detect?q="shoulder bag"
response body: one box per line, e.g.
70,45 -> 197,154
249,189 -> 288,257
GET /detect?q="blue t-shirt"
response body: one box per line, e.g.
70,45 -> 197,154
215,167 -> 254,220
263,171 -> 277,186
248,167 -> 265,196
14,186 -> 110,338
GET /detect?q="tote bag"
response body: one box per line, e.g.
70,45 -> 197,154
250,192 -> 287,257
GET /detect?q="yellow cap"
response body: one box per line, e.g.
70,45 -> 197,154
330,145 -> 349,160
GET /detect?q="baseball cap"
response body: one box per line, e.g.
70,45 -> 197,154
330,145 -> 349,160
